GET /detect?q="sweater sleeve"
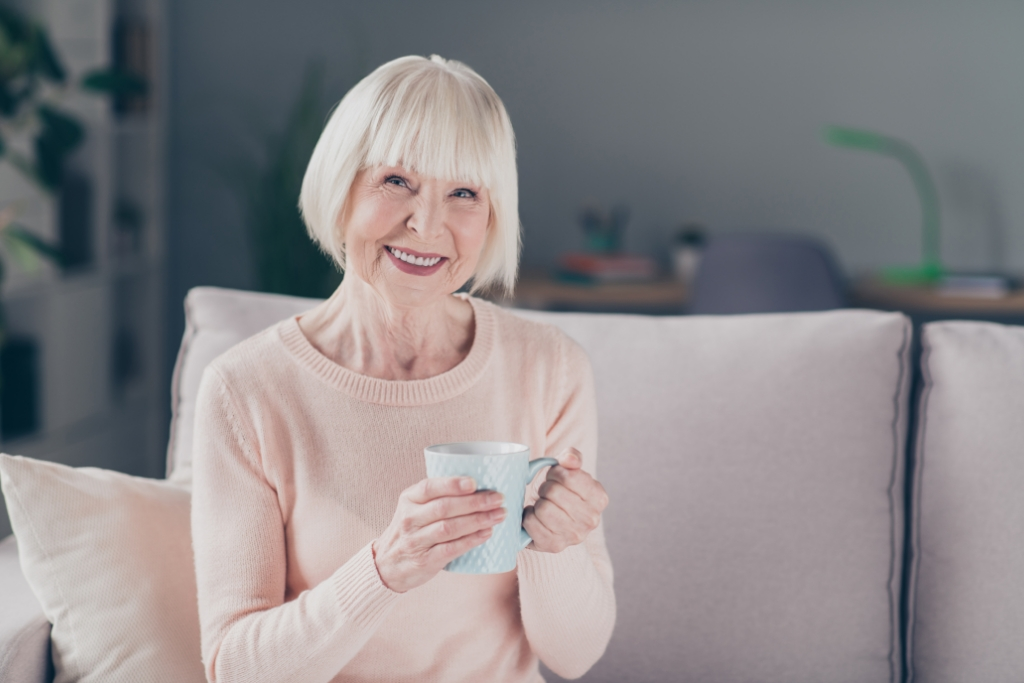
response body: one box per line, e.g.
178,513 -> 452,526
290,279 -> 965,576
190,366 -> 402,683
517,335 -> 617,679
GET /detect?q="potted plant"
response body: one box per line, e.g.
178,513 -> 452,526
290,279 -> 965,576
0,4 -> 143,438
226,62 -> 342,298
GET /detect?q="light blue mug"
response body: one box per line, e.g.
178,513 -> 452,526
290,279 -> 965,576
424,441 -> 558,574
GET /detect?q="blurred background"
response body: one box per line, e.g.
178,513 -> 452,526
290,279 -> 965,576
2,0 -> 1024,536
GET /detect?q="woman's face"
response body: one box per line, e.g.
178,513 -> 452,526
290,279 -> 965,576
342,165 -> 491,307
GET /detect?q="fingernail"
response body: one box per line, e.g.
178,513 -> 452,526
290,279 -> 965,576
491,508 -> 507,521
460,477 -> 476,492
488,492 -> 504,505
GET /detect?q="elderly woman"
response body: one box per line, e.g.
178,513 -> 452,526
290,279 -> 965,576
191,55 -> 615,683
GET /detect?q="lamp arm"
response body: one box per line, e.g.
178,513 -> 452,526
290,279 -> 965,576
878,139 -> 941,269
823,126 -> 942,275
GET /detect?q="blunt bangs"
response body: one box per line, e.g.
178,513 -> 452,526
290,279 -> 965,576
299,55 -> 520,295
365,66 -> 497,189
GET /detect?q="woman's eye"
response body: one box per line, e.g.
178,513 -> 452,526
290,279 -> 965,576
452,188 -> 477,199
384,175 -> 407,188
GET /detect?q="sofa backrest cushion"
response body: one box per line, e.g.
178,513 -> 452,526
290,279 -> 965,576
517,307 -> 911,683
170,287 -> 911,683
167,288 -> 320,484
907,321 -> 1024,683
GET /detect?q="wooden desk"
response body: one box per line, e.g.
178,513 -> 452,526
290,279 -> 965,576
851,277 -> 1024,393
851,277 -> 1024,317
500,273 -> 1024,318
501,272 -> 689,314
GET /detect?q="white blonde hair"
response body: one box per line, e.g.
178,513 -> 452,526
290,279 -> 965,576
299,55 -> 520,295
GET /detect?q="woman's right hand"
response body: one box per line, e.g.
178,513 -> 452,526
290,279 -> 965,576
372,477 -> 506,593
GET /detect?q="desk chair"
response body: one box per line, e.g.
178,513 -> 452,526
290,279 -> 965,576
689,233 -> 847,315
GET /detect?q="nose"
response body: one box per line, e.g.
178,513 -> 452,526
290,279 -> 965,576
406,194 -> 445,241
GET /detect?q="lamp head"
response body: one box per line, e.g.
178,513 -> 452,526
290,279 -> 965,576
822,126 -> 891,153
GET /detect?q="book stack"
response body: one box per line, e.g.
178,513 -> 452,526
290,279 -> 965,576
937,274 -> 1016,299
558,252 -> 658,283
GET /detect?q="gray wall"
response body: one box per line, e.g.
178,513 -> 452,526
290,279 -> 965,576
168,0 -> 1024,344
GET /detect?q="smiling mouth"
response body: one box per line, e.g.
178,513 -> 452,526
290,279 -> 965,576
385,245 -> 446,267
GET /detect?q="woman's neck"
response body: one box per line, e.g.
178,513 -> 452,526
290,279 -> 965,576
297,276 -> 475,381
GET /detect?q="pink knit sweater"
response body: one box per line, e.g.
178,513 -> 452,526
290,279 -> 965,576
190,294 -> 616,683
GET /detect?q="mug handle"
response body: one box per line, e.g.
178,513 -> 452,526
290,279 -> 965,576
519,457 -> 560,550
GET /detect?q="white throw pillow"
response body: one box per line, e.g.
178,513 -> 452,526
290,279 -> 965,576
0,453 -> 204,683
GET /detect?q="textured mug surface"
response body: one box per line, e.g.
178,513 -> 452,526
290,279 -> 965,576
424,441 -> 558,574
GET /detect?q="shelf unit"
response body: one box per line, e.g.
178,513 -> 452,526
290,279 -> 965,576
0,0 -> 167,538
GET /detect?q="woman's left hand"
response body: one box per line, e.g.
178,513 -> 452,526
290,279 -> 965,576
523,447 -> 609,554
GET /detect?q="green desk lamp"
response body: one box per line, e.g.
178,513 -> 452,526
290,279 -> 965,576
823,126 -> 944,285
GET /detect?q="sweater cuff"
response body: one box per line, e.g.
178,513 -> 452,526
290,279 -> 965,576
517,543 -> 592,584
330,542 -> 403,631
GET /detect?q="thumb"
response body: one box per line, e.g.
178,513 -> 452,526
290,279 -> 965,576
557,447 -> 583,469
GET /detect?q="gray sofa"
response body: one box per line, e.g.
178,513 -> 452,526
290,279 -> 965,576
2,286 -> 1022,683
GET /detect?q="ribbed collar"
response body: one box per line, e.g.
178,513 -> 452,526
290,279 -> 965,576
277,293 -> 496,406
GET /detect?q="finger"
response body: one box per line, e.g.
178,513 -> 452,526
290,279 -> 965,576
427,526 -> 493,564
408,490 -> 504,529
557,447 -> 583,469
533,497 -> 580,541
532,481 -> 598,528
522,506 -> 561,550
546,467 -> 608,510
416,506 -> 507,546
536,479 -> 585,516
546,465 -> 591,494
406,476 -> 477,504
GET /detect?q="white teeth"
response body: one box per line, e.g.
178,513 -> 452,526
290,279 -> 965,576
389,247 -> 441,267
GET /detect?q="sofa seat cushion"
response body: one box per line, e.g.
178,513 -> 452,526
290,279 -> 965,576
171,288 -> 911,683
0,535 -> 52,683
907,321 -> 1024,682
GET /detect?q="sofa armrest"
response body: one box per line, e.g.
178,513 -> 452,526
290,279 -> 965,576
0,535 -> 53,683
